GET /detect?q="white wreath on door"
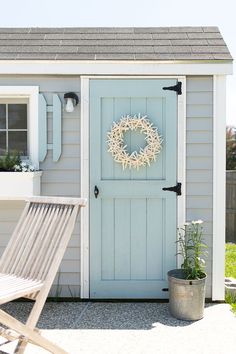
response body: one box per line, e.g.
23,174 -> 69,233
107,114 -> 162,170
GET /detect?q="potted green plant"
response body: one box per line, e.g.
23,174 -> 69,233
168,220 -> 208,321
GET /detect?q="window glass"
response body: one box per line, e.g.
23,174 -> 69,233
0,104 -> 6,129
0,132 -> 6,155
0,103 -> 28,156
8,104 -> 27,129
8,132 -> 27,155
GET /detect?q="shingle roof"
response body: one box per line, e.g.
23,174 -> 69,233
0,27 -> 232,61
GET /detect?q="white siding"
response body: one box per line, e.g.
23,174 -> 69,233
186,76 -> 213,297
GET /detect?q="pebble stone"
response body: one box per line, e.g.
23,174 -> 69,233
0,302 -> 236,354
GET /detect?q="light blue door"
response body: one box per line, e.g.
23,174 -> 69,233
90,79 -> 178,299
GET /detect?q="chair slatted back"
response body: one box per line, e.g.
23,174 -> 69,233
0,198 -> 85,283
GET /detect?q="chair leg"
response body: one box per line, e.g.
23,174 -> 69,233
14,328 -> 41,354
0,310 -> 67,354
14,338 -> 27,354
15,291 -> 50,353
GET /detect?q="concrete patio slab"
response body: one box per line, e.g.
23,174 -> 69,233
0,302 -> 235,354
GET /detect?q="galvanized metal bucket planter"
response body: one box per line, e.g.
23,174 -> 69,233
168,269 -> 207,321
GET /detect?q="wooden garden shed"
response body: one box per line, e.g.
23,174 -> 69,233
0,26 -> 233,300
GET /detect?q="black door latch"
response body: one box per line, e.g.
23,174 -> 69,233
94,185 -> 99,198
162,182 -> 182,196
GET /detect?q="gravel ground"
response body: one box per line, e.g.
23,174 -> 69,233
0,301 -> 236,354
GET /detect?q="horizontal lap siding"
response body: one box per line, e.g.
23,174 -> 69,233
0,75 -> 214,299
186,76 -> 213,298
0,76 -> 81,297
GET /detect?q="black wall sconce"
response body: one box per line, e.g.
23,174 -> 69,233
64,92 -> 79,113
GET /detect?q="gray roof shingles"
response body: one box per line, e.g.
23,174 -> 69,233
0,27 -> 232,61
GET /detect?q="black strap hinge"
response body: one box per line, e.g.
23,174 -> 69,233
163,81 -> 182,95
162,182 -> 182,196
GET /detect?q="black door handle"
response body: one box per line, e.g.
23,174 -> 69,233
94,185 -> 99,198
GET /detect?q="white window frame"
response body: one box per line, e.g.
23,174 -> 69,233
0,86 -> 39,169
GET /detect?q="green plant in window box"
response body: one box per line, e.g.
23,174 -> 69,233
0,152 -> 37,172
0,153 -> 21,172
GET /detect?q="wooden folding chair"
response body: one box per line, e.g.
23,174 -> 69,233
0,196 -> 86,354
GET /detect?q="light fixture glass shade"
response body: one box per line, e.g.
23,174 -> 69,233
65,98 -> 74,112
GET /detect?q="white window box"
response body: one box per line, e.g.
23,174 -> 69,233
0,171 -> 42,199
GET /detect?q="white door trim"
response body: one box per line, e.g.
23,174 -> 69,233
177,77 -> 186,268
80,76 -> 186,299
80,77 -> 90,299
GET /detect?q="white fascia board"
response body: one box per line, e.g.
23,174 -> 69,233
0,61 -> 233,75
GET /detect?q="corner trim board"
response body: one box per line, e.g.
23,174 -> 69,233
212,75 -> 226,301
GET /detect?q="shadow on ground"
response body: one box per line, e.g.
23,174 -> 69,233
0,302 -> 218,331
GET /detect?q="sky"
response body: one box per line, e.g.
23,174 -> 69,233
0,0 -> 235,125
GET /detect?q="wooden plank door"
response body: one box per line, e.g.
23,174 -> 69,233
90,79 -> 178,298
